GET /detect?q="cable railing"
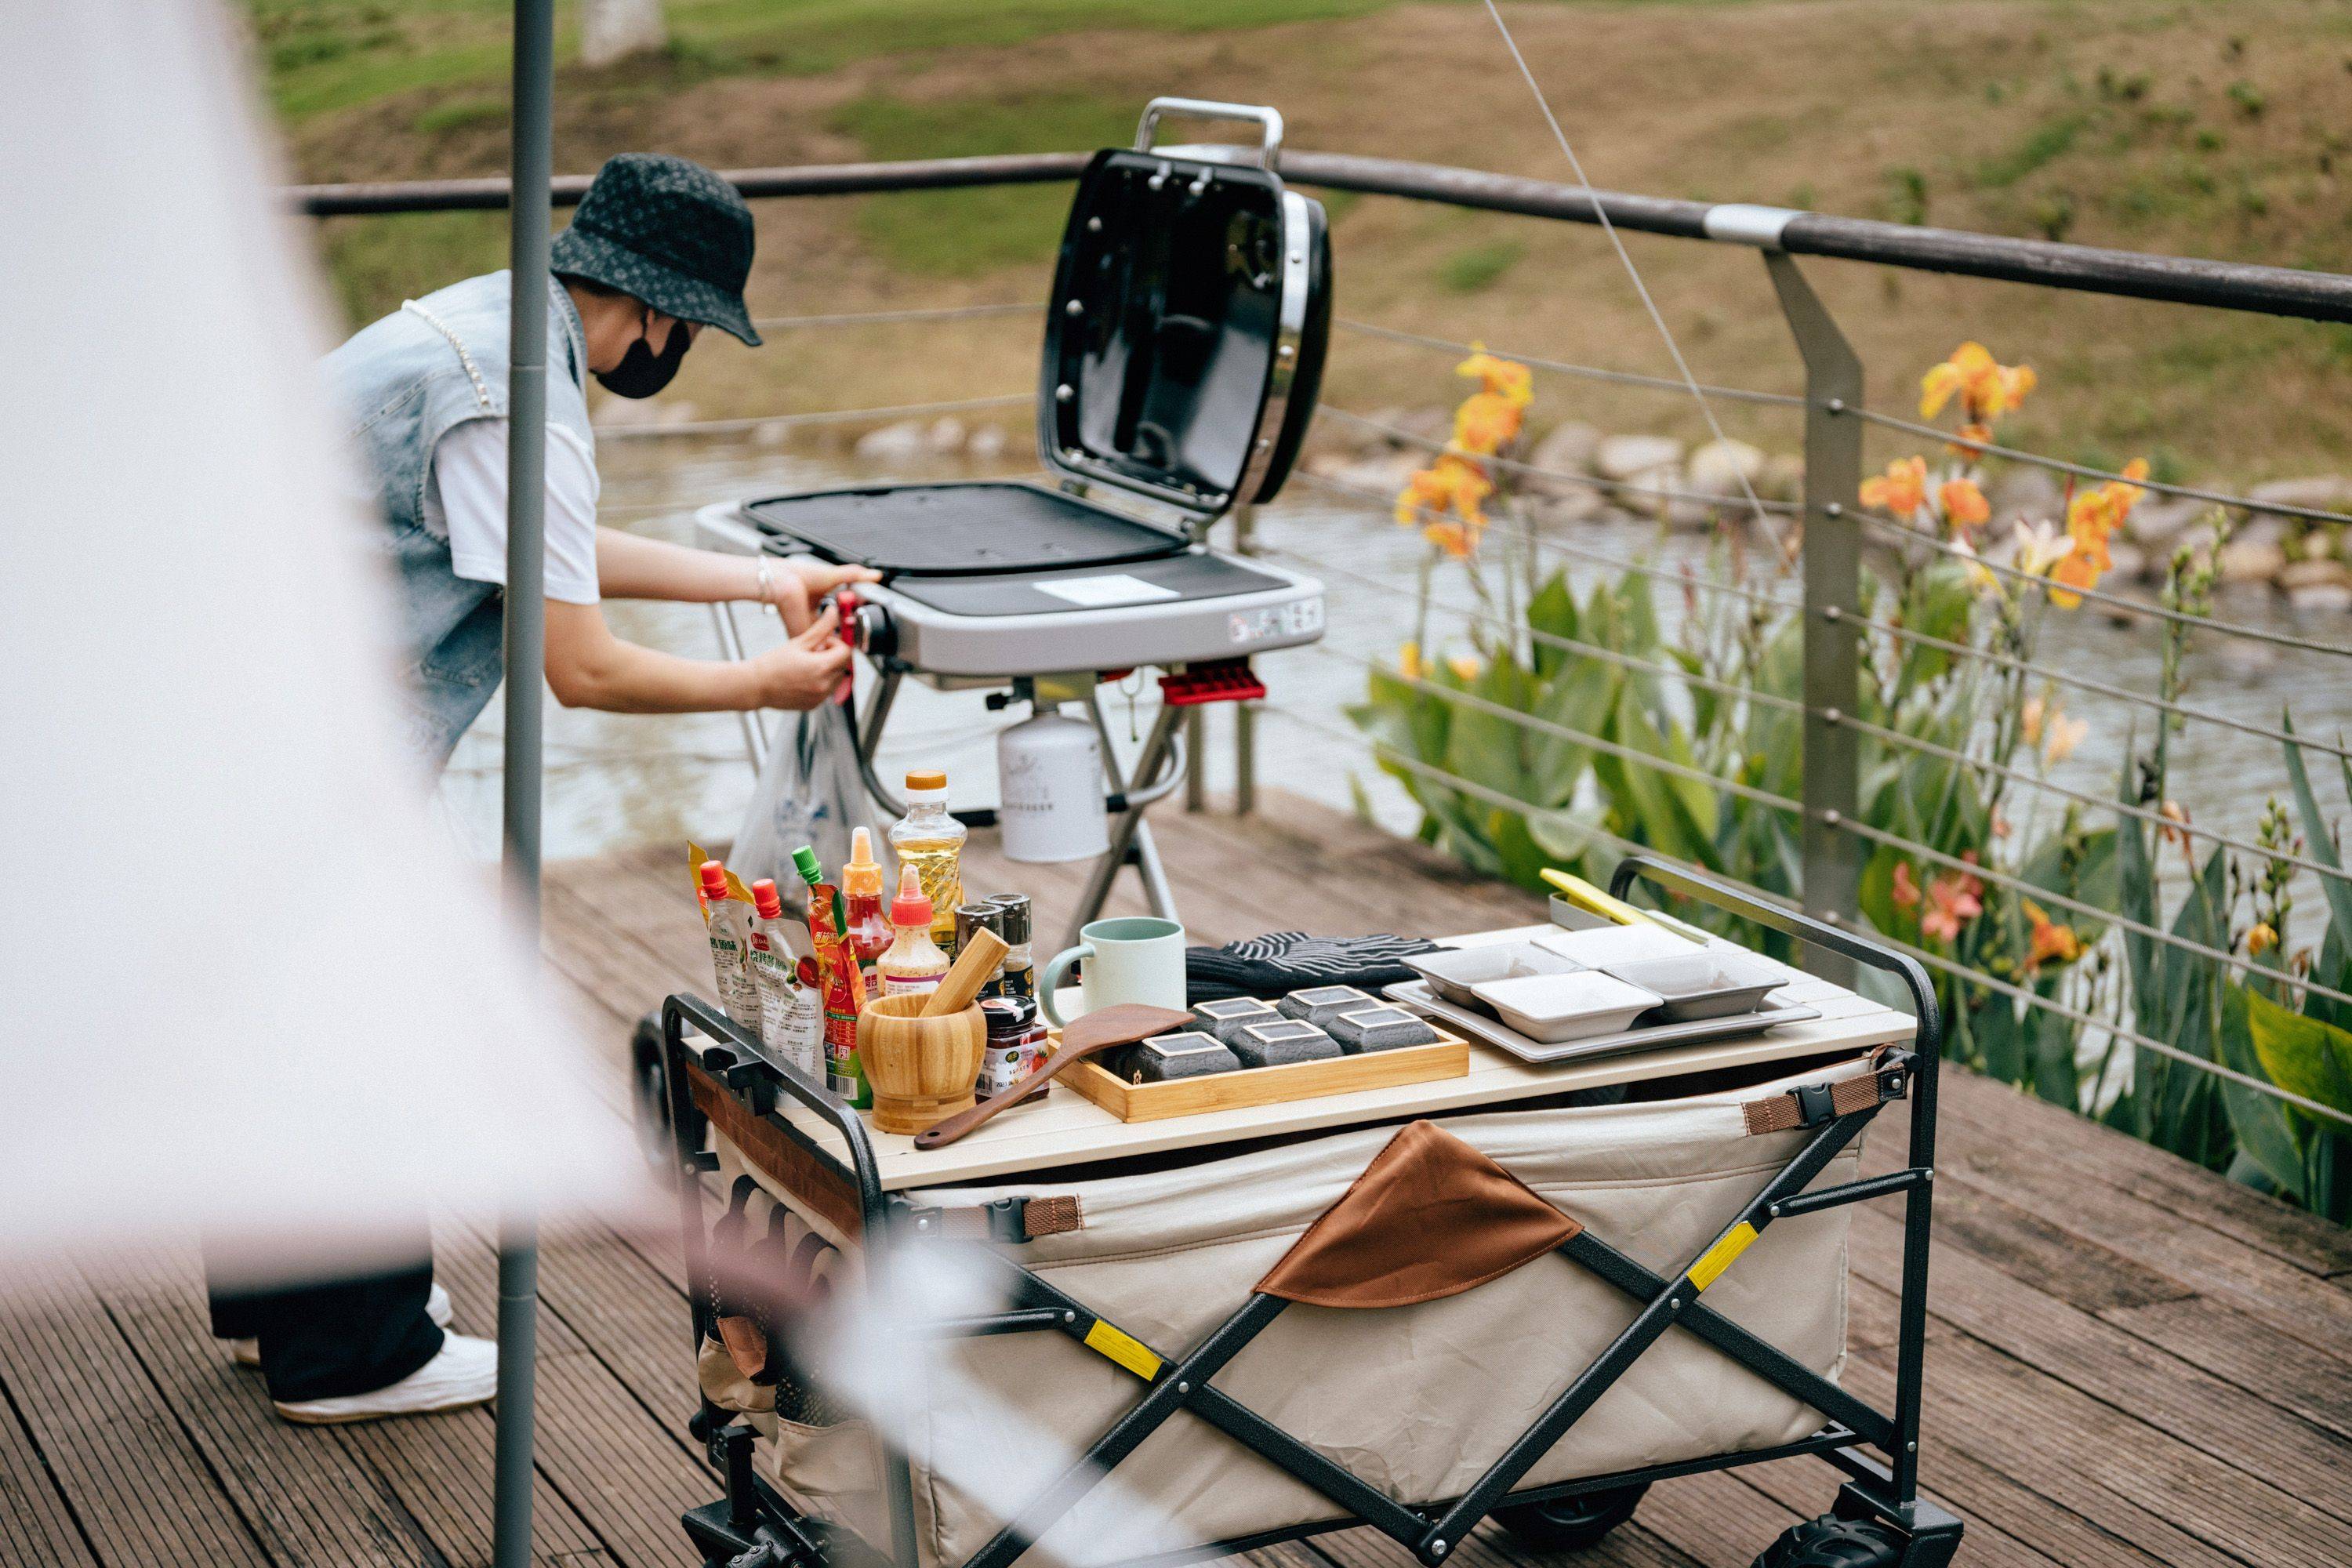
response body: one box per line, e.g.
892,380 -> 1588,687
1254,699 -> 2352,1131
295,145 -> 2352,1191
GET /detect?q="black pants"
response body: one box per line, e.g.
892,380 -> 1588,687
205,1232 -> 445,1404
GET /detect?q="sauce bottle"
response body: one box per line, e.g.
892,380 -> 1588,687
878,863 -> 952,999
698,858 -> 762,1033
842,826 -> 895,997
749,878 -> 824,1083
793,844 -> 869,1107
888,769 -> 967,956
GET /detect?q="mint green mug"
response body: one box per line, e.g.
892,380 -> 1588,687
1040,916 -> 1188,1027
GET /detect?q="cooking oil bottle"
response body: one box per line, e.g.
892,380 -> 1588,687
888,768 -> 967,956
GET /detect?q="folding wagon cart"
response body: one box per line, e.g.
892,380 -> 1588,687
656,858 -> 1963,1568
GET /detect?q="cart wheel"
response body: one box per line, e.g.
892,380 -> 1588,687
1752,1514 -> 1906,1568
632,1012 -> 703,1171
1494,1483 -> 1648,1552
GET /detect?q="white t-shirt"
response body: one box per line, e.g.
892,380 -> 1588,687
430,416 -> 601,605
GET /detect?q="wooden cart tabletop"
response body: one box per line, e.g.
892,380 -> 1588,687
760,923 -> 1918,1191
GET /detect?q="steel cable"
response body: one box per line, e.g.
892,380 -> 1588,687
1334,318 -> 1805,408
597,392 -> 1032,441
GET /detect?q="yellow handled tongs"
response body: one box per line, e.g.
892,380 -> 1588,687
1541,867 -> 1656,928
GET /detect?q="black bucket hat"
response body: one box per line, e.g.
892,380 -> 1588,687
550,153 -> 761,346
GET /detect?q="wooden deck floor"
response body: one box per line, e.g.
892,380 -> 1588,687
8,792 -> 2352,1568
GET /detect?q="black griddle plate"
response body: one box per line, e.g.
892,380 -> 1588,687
885,551 -> 1290,619
745,481 -> 1185,576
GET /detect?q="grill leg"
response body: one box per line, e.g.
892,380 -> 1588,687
1065,698 -> 1185,949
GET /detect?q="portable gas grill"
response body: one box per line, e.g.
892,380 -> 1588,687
697,99 -> 1330,946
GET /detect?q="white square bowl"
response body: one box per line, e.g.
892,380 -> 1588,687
1403,942 -> 1582,1009
1468,971 -> 1664,1044
1602,948 -> 1788,1022
1532,922 -> 1703,970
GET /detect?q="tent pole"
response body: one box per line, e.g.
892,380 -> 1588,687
495,2 -> 554,1566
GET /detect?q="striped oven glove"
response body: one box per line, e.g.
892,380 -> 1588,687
1186,931 -> 1442,1004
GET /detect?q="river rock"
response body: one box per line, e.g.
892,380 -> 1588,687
1360,404 -> 1450,452
2126,497 -> 2209,553
1991,465 -> 2064,523
2296,529 -> 2339,561
926,416 -> 968,455
2246,475 -> 2352,526
1687,437 -> 1767,500
2105,540 -> 2150,583
1528,485 -> 1603,526
1307,448 -> 1421,495
2216,537 -> 2288,583
1524,421 -> 1601,492
854,419 -> 931,463
2230,510 -> 2289,550
1622,463 -> 1713,528
967,423 -> 1009,461
1759,452 -> 1805,503
1595,434 -> 1685,481
2279,558 -> 2352,612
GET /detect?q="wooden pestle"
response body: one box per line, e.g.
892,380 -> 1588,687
920,927 -> 1010,1019
913,1003 -> 1191,1149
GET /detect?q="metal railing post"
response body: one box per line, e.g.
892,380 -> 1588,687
1766,253 -> 1861,987
1231,503 -> 1261,815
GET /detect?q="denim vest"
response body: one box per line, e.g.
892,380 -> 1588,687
325,270 -> 592,771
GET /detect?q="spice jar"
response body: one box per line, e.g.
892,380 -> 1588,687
978,995 -> 1051,1100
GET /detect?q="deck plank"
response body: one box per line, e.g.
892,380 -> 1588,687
0,1350 -> 102,1568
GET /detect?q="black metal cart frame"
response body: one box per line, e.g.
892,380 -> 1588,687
660,856 -> 1962,1568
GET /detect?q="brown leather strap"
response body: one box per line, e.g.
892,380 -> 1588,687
1743,1063 -> 1907,1135
920,1196 -> 1084,1242
687,1058 -> 865,1238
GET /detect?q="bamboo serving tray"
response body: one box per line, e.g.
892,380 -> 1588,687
1062,1030 -> 1471,1123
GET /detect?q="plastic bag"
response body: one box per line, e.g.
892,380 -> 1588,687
732,695 -> 886,916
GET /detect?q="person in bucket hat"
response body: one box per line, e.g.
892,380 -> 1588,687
204,154 -> 874,1428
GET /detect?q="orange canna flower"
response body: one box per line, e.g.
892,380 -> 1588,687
1456,344 -> 1534,408
1452,391 -> 1525,456
2042,713 -> 2088,765
2248,921 -> 2279,956
2047,550 -> 2101,609
1446,653 -> 1482,682
1891,861 -> 1922,909
1920,342 -> 2036,423
1395,453 -> 1494,531
1921,854 -> 1984,943
2021,898 -> 2082,971
2048,460 -> 2144,608
2020,694 -> 2046,747
1423,520 -> 1479,558
1860,455 -> 1929,517
1939,477 -> 1991,536
1947,422 -> 1994,458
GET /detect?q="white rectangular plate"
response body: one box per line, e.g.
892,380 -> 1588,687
1384,979 -> 1820,1065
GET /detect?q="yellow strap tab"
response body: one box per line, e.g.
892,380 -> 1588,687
1083,1319 -> 1163,1382
1687,1221 -> 1759,1292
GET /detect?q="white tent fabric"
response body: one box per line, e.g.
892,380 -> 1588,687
0,3 -> 648,1273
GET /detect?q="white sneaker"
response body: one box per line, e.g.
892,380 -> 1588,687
231,1283 -> 456,1369
273,1332 -> 497,1425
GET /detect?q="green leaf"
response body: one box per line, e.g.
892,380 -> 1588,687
1527,571 -> 1577,681
2216,982 -> 2307,1199
2245,985 -> 2352,1126
2280,712 -> 2352,956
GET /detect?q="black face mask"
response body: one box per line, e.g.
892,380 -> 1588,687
594,313 -> 690,399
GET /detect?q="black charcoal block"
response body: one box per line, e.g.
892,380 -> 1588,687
1277,985 -> 1380,1028
1232,1019 -> 1343,1069
1328,1005 -> 1441,1053
1127,1033 -> 1243,1083
1192,996 -> 1283,1046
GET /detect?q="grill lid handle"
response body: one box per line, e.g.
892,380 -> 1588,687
1134,97 -> 1284,172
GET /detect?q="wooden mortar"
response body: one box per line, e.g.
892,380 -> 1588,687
858,993 -> 986,1135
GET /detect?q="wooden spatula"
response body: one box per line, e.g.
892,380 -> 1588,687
913,1002 -> 1190,1150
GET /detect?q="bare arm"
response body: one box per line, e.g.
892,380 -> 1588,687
593,528 -> 877,631
543,598 -> 851,713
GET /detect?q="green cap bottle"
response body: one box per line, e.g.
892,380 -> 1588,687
791,845 -> 824,887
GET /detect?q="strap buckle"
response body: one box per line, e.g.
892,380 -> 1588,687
984,1197 -> 1031,1243
1793,1081 -> 1838,1128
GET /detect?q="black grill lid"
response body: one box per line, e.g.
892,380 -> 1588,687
1039,100 -> 1331,521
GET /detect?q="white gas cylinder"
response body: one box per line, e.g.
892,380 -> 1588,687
996,709 -> 1110,863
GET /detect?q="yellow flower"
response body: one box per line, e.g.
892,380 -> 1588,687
1423,520 -> 1479,558
1446,653 -> 1482,682
2048,461 -> 2145,607
1939,477 -> 1991,536
2248,921 -> 2279,956
1394,453 -> 1494,532
1920,342 -> 2036,423
1456,343 -> 1534,408
1399,641 -> 1425,681
2042,713 -> 2087,764
1860,455 -> 1929,517
1452,392 -> 1524,457
2047,550 -> 2100,609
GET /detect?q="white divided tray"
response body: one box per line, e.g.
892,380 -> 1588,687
1385,978 -> 1820,1065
